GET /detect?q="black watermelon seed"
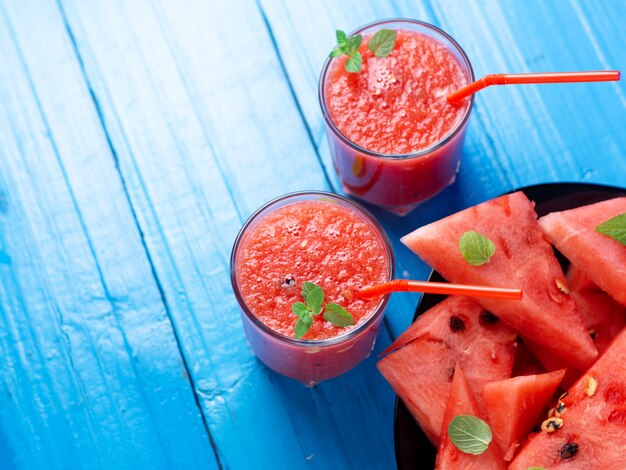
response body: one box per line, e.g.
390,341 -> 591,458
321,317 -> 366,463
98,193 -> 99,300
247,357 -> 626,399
449,316 -> 466,332
479,311 -> 500,326
559,442 -> 579,460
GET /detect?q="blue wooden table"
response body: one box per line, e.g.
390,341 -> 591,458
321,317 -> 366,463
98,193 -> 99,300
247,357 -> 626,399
1,1 -> 624,468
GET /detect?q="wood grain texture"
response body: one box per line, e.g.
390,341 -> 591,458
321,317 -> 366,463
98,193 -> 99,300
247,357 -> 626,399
58,0 -> 396,467
259,0 -> 626,339
1,0 -> 625,468
0,1 -> 218,468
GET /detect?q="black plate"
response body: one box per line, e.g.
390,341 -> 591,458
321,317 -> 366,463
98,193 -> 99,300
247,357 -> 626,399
393,182 -> 626,470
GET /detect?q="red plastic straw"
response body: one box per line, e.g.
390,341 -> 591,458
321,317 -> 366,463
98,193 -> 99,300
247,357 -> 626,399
359,279 -> 522,301
447,70 -> 620,104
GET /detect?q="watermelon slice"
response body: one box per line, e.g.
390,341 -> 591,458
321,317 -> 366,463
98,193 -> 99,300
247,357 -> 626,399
572,289 -> 626,354
379,339 -> 454,444
522,288 -> 626,390
528,288 -> 626,382
539,196 -> 626,306
401,191 -> 597,370
377,296 -> 516,444
566,263 -> 597,291
435,367 -> 505,469
510,328 -> 626,470
382,296 -> 516,358
482,369 -> 566,461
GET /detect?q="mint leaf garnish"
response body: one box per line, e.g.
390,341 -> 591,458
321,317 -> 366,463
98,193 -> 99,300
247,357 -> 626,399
329,30 -> 363,73
368,29 -> 396,58
292,282 -> 354,337
345,52 -> 362,73
448,415 -> 493,455
302,282 -> 324,315
459,231 -> 496,266
324,303 -> 355,327
330,28 -> 397,73
292,302 -> 308,317
336,30 -> 348,47
346,34 -> 362,56
301,281 -> 317,299
295,315 -> 313,339
329,47 -> 344,58
595,213 -> 626,246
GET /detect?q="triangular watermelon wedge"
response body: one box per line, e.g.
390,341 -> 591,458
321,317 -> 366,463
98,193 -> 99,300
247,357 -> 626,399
482,369 -> 566,461
510,328 -> 626,470
378,338 -> 455,444
539,196 -> 626,306
435,367 -> 505,469
401,191 -> 597,370
377,296 -> 516,444
526,287 -> 626,389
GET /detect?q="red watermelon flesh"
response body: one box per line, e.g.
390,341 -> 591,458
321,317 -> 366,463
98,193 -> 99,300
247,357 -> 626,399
377,296 -> 516,444
378,339 -> 454,444
510,328 -> 626,470
527,289 -> 626,387
435,367 -> 505,469
401,191 -> 597,370
572,289 -> 626,354
482,369 -> 566,461
522,288 -> 626,389
566,263 -> 597,291
539,196 -> 626,306
382,296 -> 515,357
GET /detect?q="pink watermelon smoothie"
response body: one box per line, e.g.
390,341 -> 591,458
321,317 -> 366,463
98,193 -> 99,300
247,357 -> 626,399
319,19 -> 474,214
231,192 -> 394,384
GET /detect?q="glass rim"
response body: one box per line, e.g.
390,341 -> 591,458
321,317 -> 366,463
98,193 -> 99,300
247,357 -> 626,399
318,18 -> 475,160
230,190 -> 395,347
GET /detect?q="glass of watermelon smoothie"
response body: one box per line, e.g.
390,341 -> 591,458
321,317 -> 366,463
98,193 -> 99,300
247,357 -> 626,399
231,191 -> 394,386
319,19 -> 475,215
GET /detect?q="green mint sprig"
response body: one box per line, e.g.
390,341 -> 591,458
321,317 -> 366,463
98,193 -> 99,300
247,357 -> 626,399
595,212 -> 626,246
292,281 -> 355,338
448,415 -> 493,455
368,29 -> 397,58
330,30 -> 362,73
329,29 -> 397,73
459,231 -> 496,266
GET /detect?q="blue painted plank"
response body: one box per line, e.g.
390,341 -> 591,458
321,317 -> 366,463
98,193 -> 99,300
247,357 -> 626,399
259,0 -> 626,340
4,0 -> 621,468
59,0 -> 397,467
0,1 -> 218,468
